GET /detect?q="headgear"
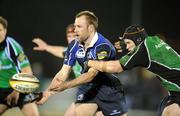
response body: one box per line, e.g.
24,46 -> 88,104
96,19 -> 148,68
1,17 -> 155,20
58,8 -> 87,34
122,24 -> 148,45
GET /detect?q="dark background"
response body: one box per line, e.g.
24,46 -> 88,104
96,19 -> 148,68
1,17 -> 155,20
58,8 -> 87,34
0,0 -> 180,77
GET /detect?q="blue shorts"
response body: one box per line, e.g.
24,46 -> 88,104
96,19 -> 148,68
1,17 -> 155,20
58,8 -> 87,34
75,77 -> 128,116
0,88 -> 37,108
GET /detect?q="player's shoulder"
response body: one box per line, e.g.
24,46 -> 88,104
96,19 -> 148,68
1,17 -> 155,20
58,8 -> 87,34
144,36 -> 167,50
67,39 -> 79,52
145,36 -> 162,44
7,36 -> 19,43
6,36 -> 23,51
97,33 -> 109,43
68,39 -> 79,46
96,33 -> 114,50
96,33 -> 110,45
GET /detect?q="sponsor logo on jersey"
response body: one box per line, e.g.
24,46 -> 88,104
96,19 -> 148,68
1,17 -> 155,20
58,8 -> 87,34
97,51 -> 108,60
155,41 -> 166,49
17,53 -> 27,62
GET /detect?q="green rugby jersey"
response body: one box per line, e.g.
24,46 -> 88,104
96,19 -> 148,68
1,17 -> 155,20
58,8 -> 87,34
72,61 -> 81,78
0,37 -> 30,88
120,36 -> 180,92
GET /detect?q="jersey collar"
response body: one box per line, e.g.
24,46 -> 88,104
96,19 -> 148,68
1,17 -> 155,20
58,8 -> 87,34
88,32 -> 98,48
79,32 -> 98,49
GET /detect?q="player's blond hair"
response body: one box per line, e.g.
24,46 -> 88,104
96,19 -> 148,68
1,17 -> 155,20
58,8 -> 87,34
76,10 -> 98,30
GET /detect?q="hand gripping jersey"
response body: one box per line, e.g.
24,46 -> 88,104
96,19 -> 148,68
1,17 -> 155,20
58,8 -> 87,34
120,36 -> 180,92
0,37 -> 30,88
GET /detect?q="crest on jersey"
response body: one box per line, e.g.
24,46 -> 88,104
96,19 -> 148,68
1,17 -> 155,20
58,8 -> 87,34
76,49 -> 85,58
97,51 -> 108,60
17,53 -> 27,62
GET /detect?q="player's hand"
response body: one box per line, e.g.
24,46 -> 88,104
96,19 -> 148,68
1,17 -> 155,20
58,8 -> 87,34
114,40 -> 123,53
6,90 -> 20,106
32,38 -> 48,51
36,91 -> 51,105
49,83 -> 66,92
49,77 -> 65,92
114,38 -> 128,59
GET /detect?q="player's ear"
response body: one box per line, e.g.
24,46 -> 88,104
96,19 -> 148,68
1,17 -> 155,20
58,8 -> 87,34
4,28 -> 7,35
88,24 -> 94,32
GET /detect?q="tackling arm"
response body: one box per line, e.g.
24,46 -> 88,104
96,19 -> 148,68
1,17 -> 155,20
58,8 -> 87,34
88,60 -> 123,73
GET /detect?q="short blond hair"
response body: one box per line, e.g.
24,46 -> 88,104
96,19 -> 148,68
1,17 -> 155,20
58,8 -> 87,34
76,10 -> 98,30
0,16 -> 8,29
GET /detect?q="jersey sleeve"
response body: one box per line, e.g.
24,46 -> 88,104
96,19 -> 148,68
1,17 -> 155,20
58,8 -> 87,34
63,39 -> 78,66
7,37 -> 30,71
119,42 -> 149,69
94,43 -> 113,61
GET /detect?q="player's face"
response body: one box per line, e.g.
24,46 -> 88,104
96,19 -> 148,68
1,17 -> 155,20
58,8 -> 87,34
124,39 -> 136,51
74,16 -> 91,43
67,32 -> 76,44
114,40 -> 123,53
0,23 -> 7,43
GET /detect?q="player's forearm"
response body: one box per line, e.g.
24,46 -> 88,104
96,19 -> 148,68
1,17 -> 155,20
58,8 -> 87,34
47,69 -> 69,93
64,72 -> 96,89
45,45 -> 66,58
88,60 -> 106,72
88,60 -> 123,73
46,79 -> 64,95
54,68 -> 98,92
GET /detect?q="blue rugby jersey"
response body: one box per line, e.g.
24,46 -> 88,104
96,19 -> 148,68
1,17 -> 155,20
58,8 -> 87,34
63,33 -> 127,116
63,32 -> 116,72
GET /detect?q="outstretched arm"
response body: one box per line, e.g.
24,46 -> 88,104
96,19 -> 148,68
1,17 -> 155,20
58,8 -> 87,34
32,38 -> 66,58
36,64 -> 71,105
88,60 -> 123,73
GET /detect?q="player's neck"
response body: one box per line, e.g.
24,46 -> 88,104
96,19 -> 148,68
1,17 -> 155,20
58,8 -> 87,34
84,31 -> 96,49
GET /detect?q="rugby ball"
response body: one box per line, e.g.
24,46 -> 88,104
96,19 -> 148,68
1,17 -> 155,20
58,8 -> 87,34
9,73 -> 40,93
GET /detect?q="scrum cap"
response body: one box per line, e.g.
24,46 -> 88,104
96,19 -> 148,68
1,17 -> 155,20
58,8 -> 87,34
122,24 -> 148,45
